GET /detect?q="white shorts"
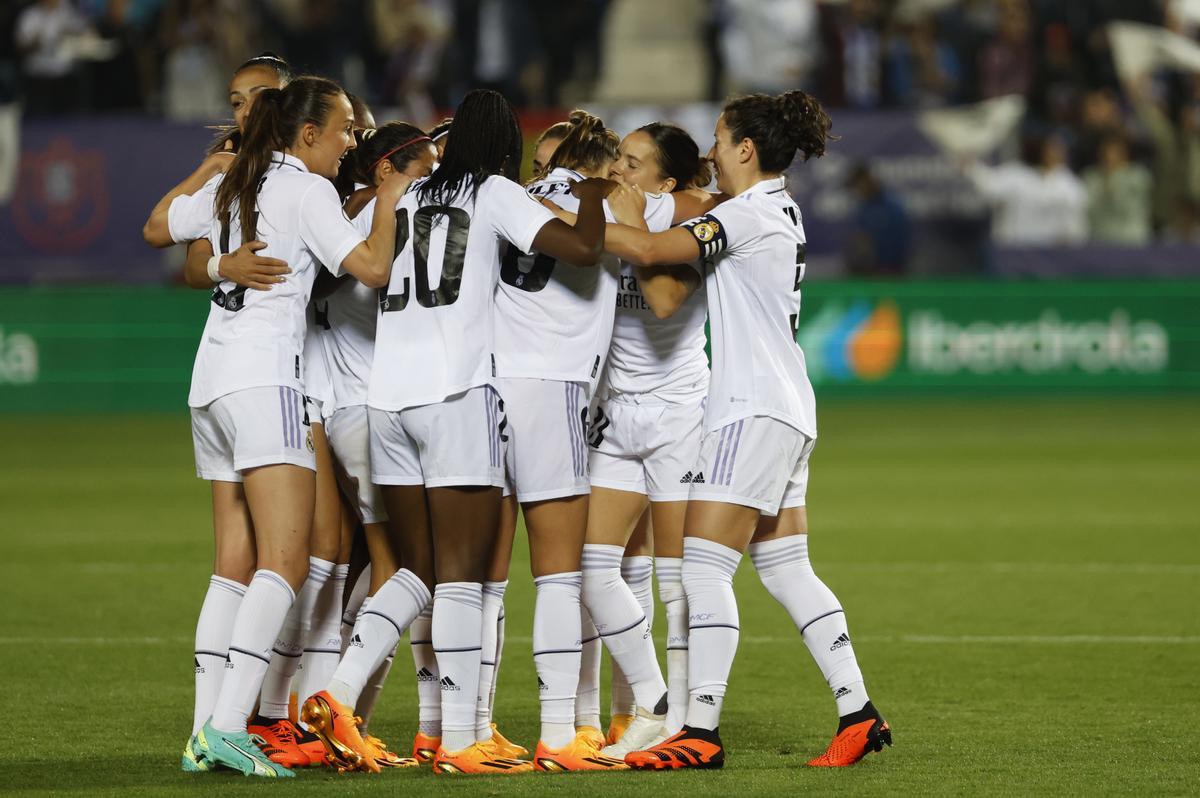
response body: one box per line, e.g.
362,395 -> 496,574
688,416 -> 815,516
588,394 -> 705,502
191,386 -> 316,482
498,378 -> 591,503
325,404 -> 387,525
369,385 -> 506,489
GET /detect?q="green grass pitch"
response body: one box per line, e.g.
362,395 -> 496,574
2,396 -> 1197,795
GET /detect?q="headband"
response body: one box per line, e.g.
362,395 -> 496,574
370,136 -> 433,173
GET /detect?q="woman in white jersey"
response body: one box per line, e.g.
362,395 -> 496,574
299,90 -> 614,776
320,122 -> 442,765
577,123 -> 716,753
165,76 -> 411,778
599,91 -> 891,771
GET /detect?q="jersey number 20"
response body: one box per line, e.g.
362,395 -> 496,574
380,206 -> 471,312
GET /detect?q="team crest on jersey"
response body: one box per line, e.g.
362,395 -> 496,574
305,429 -> 315,453
12,137 -> 110,252
691,220 -> 720,242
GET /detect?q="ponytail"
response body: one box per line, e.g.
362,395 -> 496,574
214,76 -> 346,242
723,90 -> 835,173
543,110 -> 619,178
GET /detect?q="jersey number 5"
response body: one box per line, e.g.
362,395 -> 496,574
788,243 -> 806,343
380,206 -> 471,313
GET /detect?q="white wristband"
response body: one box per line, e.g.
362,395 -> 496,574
206,255 -> 222,283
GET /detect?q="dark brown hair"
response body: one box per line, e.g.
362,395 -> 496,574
542,110 -> 619,178
356,121 -> 432,185
215,76 -> 347,241
636,122 -> 712,191
206,53 -> 293,155
722,90 -> 834,172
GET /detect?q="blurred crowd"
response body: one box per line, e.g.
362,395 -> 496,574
4,0 -> 1200,253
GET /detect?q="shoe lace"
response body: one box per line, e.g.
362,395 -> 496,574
271,721 -> 297,746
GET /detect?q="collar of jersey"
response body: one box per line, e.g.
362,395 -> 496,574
546,166 -> 585,183
738,175 -> 787,198
269,151 -> 309,174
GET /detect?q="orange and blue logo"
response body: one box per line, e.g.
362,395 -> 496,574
797,300 -> 902,383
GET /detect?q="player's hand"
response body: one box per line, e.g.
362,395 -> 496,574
540,197 -> 579,225
608,183 -> 647,227
221,241 -> 291,291
376,171 -> 414,206
570,177 -> 617,202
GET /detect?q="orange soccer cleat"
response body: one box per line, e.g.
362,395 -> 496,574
299,691 -> 381,773
576,725 -> 606,750
247,716 -> 311,769
624,725 -> 725,770
606,713 -> 634,745
534,731 -> 629,772
412,731 -> 441,762
364,734 -> 422,769
432,742 -> 533,775
807,702 -> 892,767
488,724 -> 530,759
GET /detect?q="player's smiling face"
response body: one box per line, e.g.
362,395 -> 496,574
708,115 -> 739,196
229,66 -> 284,133
611,130 -> 673,193
302,93 -> 357,179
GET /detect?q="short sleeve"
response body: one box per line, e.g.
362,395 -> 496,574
680,199 -> 756,260
485,176 -> 556,255
643,192 -> 676,233
298,179 -> 365,276
167,174 -> 220,244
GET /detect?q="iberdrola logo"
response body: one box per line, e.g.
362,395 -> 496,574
798,300 -> 902,383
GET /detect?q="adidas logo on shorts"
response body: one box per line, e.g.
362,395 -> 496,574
829,633 -> 852,651
680,470 -> 705,484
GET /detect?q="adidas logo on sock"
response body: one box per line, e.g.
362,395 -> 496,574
829,633 -> 851,651
834,686 -> 852,699
680,470 -> 694,484
440,676 -> 460,691
350,634 -> 365,648
696,694 -> 716,706
417,667 -> 436,682
194,658 -> 204,674
537,676 -> 548,692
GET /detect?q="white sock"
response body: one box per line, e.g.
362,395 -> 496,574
581,544 -> 666,712
259,557 -> 332,719
193,575 -> 245,734
300,562 -> 348,703
340,564 -> 371,654
355,645 -> 396,731
682,538 -> 741,731
433,582 -> 485,753
656,556 -> 688,734
476,580 -> 507,741
489,603 -> 505,717
610,555 -> 654,718
750,536 -> 869,716
210,570 -> 295,733
409,606 -> 441,736
574,606 -> 602,730
328,568 -> 430,708
532,572 -> 582,748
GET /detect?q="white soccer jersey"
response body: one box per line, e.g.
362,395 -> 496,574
168,152 -> 364,408
314,198 -> 383,410
603,197 -> 709,401
680,176 -> 816,437
367,174 -> 556,411
493,166 -> 643,390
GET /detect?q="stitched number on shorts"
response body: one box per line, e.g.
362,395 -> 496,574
788,244 -> 806,344
500,243 -> 556,292
379,208 -> 411,312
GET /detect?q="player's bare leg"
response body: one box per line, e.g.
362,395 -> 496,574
751,508 -> 889,766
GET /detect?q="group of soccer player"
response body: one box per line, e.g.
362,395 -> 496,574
142,51 -> 892,778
